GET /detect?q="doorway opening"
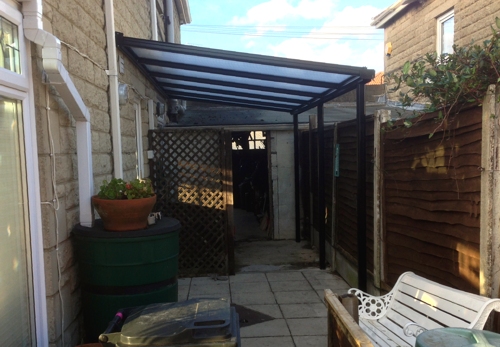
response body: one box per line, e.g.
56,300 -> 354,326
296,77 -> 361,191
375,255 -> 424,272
231,130 -> 270,242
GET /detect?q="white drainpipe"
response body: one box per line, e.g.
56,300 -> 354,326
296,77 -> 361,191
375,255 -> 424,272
166,0 -> 175,43
21,0 -> 94,227
104,0 -> 124,179
151,0 -> 158,41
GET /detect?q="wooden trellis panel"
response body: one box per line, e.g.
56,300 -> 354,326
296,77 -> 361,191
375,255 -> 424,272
149,129 -> 233,277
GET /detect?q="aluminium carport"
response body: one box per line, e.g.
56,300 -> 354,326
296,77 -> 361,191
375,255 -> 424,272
116,32 -> 373,290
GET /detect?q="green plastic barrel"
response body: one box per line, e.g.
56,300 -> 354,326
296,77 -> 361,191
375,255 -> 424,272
72,217 -> 181,342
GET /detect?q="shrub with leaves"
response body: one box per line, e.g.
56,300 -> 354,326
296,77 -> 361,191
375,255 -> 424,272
387,17 -> 500,135
97,178 -> 154,200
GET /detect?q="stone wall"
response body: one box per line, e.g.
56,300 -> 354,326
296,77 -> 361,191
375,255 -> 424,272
33,0 -> 179,345
384,0 -> 500,101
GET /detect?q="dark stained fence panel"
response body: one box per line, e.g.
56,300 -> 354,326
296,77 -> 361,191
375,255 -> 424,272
335,118 -> 374,273
149,129 -> 232,277
325,125 -> 335,245
382,108 -> 482,293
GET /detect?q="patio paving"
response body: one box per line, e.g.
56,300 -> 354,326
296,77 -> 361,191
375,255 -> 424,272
177,209 -> 352,346
178,209 -> 352,346
178,267 -> 350,346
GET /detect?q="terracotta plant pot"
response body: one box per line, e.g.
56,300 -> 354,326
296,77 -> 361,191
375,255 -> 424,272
91,195 -> 157,231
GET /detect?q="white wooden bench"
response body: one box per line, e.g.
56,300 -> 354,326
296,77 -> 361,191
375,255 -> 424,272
326,271 -> 500,347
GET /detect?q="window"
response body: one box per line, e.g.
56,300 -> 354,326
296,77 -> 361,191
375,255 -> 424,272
437,10 -> 454,55
232,131 -> 266,150
0,15 -> 21,73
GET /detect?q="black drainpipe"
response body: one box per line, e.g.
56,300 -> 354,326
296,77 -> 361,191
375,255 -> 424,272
293,112 -> 301,243
318,104 -> 326,270
356,83 -> 367,291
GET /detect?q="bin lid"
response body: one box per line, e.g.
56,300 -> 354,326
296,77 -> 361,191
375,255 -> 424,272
416,328 -> 500,347
103,298 -> 236,346
72,217 -> 181,238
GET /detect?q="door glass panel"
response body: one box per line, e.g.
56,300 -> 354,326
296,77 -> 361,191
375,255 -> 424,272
0,15 -> 21,74
0,96 -> 32,346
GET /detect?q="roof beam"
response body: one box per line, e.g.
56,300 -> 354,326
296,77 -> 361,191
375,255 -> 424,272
168,91 -> 297,110
160,82 -> 307,104
151,71 -> 320,97
171,94 -> 293,112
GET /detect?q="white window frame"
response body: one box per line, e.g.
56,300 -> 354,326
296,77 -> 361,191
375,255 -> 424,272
0,2 -> 48,346
437,10 -> 454,55
134,103 -> 144,178
0,2 -> 30,91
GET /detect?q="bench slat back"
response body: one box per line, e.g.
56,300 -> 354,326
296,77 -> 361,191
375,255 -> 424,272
390,273 -> 489,328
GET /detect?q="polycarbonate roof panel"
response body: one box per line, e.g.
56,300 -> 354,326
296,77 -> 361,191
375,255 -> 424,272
116,33 -> 375,114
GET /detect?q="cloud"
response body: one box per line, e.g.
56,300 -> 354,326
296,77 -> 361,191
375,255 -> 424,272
230,0 -> 338,31
245,41 -> 256,48
267,5 -> 386,71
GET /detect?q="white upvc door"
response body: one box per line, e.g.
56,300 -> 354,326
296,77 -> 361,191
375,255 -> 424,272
0,1 -> 48,346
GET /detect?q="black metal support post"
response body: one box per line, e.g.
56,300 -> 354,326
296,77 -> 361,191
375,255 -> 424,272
318,104 -> 326,270
293,113 -> 301,243
356,83 -> 367,291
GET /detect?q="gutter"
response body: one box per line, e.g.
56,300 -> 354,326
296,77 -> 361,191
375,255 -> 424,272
21,0 -> 94,227
371,0 -> 421,29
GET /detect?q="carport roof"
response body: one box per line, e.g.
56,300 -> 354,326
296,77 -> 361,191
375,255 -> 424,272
116,33 -> 375,115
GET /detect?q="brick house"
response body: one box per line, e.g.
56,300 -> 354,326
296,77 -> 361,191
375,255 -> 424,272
0,0 -> 190,345
372,0 -> 500,104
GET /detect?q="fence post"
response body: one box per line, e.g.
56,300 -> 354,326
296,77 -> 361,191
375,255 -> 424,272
373,110 -> 391,294
480,85 -> 500,298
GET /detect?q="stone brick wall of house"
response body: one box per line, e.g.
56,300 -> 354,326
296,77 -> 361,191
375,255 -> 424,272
384,0 -> 500,101
32,0 -> 177,345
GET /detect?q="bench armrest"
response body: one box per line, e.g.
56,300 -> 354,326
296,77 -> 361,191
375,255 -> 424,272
325,289 -> 375,347
471,299 -> 500,329
347,288 -> 394,320
403,323 -> 427,337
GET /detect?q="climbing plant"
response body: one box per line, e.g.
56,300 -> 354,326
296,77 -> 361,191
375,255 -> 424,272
387,18 -> 500,136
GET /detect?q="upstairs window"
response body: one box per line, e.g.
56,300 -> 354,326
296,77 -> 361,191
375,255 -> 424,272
0,15 -> 21,74
437,10 -> 454,55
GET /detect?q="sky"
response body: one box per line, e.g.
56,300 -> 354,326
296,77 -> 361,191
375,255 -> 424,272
181,0 -> 395,73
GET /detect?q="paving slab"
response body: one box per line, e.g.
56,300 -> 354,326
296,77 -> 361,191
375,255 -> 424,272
301,268 -> 340,280
244,304 -> 283,319
274,290 -> 323,304
187,293 -> 230,301
280,303 -> 327,319
177,286 -> 189,302
266,271 -> 305,282
231,281 -> 271,294
293,335 -> 328,347
189,282 -> 230,296
269,279 -> 313,292
177,278 -> 191,286
232,291 -> 276,305
229,272 -> 268,283
308,278 -> 350,291
287,317 -> 327,336
241,336 -> 295,347
240,319 -> 290,338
